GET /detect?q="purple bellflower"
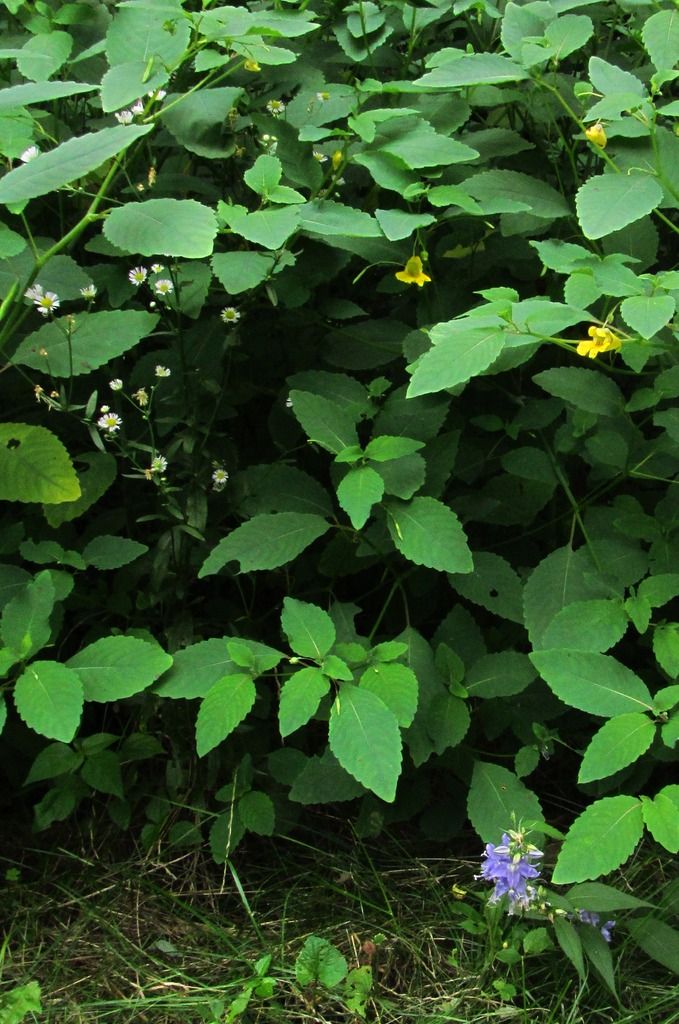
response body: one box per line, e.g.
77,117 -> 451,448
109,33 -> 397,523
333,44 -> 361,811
477,831 -> 543,914
576,909 -> 615,943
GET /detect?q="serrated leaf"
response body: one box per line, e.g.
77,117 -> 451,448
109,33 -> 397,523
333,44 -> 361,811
195,673 -> 256,756
212,251 -> 279,294
281,597 -> 336,660
387,496 -> 472,573
423,693 -> 470,756
0,125 -> 151,204
81,750 -> 123,798
14,660 -> 83,742
14,311 -> 159,378
44,452 -> 116,527
161,87 -> 243,157
407,324 -> 505,398
25,742 -> 83,784
415,53 -> 529,87
295,935 -> 348,988
238,790 -> 275,835
17,30 -> 73,82
0,695 -> 6,736
0,980 -> 42,1024
359,662 -> 418,727
0,81 -> 95,112
642,786 -> 679,853
579,713 -> 655,783
100,61 -> 170,113
67,636 -> 172,702
375,208 -> 435,240
523,545 -> 612,646
364,436 -> 424,461
329,684 -> 402,802
642,9 -> 679,71
289,749 -> 365,803
628,917 -> 679,975
467,762 -> 543,843
244,154 -> 283,196
463,170 -> 569,219
104,199 -> 218,258
576,175 -> 664,240
299,199 -> 382,238
82,535 -> 148,570
154,638 -> 235,699
620,294 -> 675,339
466,651 -> 535,699
553,796 -> 644,883
530,650 -> 653,717
289,390 -> 359,453
198,512 -> 330,576
279,667 -> 330,737
539,599 -> 628,653
0,424 -> 79,503
337,466 -> 384,529
533,367 -> 624,416
653,623 -> 679,677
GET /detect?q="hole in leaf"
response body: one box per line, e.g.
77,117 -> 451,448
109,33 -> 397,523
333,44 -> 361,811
6,438 -> 20,450
489,588 -> 498,598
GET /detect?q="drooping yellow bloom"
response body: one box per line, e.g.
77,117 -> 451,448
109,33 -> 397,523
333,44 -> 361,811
576,325 -> 622,359
331,149 -> 343,170
584,122 -> 607,148
395,255 -> 431,287
243,58 -> 261,72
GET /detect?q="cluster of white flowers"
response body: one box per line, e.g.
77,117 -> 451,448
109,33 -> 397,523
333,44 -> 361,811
220,306 -> 240,325
114,98 -> 145,124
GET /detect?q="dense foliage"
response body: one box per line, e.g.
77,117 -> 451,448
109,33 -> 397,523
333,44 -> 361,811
1,0 -> 679,983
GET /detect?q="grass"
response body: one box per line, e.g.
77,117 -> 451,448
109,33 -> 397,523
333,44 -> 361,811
2,815 -> 678,1024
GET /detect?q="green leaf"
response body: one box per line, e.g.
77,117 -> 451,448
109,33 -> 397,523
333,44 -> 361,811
566,881 -> 655,912
467,762 -> 543,843
360,662 -> 418,727
533,367 -> 624,416
638,574 -> 679,609
653,623 -> 679,677
580,925 -> 617,997
423,693 -> 470,756
0,981 -> 42,1024
544,14 -> 593,60
523,546 -> 612,646
224,204 -> 300,250
289,390 -> 359,453
628,917 -> 679,975
530,649 -> 653,716
407,324 -> 505,398
25,742 -> 83,784
337,466 -> 384,529
449,551 -> 523,624
1,569 -> 54,659
466,652 -> 536,699
0,126 -> 151,204
244,154 -> 283,196
552,795 -> 644,883
161,87 -> 243,157
281,597 -> 336,660
386,496 -> 473,574
364,436 -> 424,462
279,666 -> 330,737
238,791 -> 275,835
463,170 -> 569,220
17,30 -> 73,82
209,807 -> 245,863
154,638 -> 235,699
44,452 -> 116,527
195,674 -> 256,756
295,935 -> 348,988
0,81 -> 95,112
105,1 -> 190,66
14,310 -> 159,378
642,9 -> 679,71
553,918 -> 585,981
579,713 -> 655,783
100,61 -> 170,113
620,294 -> 675,339
81,535 -> 148,570
642,786 -> 679,853
289,749 -> 365,803
198,513 -> 330,576
67,636 -> 172,702
81,750 -> 123,798
212,251 -> 279,295
329,684 -> 402,802
14,660 -> 83,742
0,424 -> 79,503
374,208 -> 435,240
299,200 -> 382,238
104,199 -> 218,259
576,175 -> 664,240
539,600 -> 628,653
415,53 -> 529,87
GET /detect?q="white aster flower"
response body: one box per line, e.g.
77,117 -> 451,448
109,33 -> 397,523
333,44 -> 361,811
212,467 -> 229,491
128,266 -> 148,285
154,279 -> 174,296
80,283 -> 97,300
220,306 -> 240,324
147,88 -> 167,101
150,263 -> 165,273
313,150 -> 328,163
97,412 -> 122,434
154,365 -> 171,378
266,99 -> 286,116
131,99 -> 145,115
34,291 -> 60,316
20,145 -> 39,162
24,283 -> 43,301
115,109 -> 134,125
109,379 -> 123,392
133,387 -> 149,407
99,404 -> 110,413
150,454 -> 168,474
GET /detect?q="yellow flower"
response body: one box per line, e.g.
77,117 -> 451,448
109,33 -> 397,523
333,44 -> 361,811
576,325 -> 622,359
243,59 -> 261,72
584,122 -> 607,148
331,149 -> 343,170
395,255 -> 431,287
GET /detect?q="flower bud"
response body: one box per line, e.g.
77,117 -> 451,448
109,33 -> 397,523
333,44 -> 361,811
585,122 -> 607,148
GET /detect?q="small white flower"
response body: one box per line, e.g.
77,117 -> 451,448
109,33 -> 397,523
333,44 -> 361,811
34,291 -> 60,316
150,263 -> 165,273
150,455 -> 168,474
99,404 -> 110,414
128,266 -> 148,285
109,378 -> 123,391
260,133 -> 278,153
154,365 -> 171,378
115,109 -> 134,125
24,283 -> 43,301
316,91 -> 330,102
266,99 -> 286,116
212,467 -> 229,491
80,283 -> 97,300
133,387 -> 149,407
147,88 -> 167,101
154,279 -> 174,296
20,145 -> 39,163
220,306 -> 240,324
97,412 -> 123,433
131,99 -> 145,115
313,151 -> 328,163
285,396 -> 293,408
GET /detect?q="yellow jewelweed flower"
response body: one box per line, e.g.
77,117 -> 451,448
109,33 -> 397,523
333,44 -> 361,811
576,325 -> 622,359
395,255 -> 431,287
331,149 -> 343,170
243,59 -> 261,72
585,122 -> 607,148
